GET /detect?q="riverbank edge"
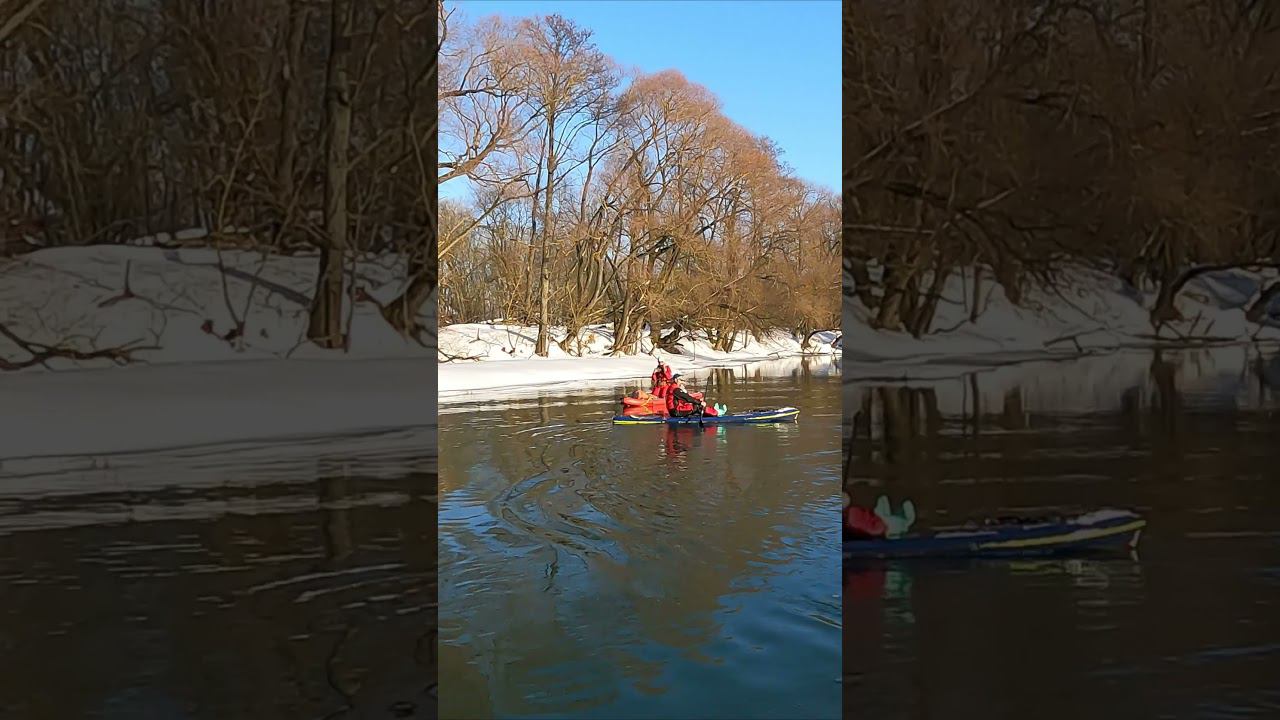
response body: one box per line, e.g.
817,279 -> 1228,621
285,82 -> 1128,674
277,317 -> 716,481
0,358 -> 437,463
437,323 -> 839,398
841,337 -> 1280,384
438,348 -> 839,403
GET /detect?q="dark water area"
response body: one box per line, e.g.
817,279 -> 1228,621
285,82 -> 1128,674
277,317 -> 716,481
439,357 -> 841,719
0,431 -> 437,719
844,347 -> 1280,719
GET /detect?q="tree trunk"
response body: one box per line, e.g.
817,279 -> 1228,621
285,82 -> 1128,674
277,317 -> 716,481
1245,280 -> 1280,324
1150,350 -> 1181,437
970,265 -> 984,323
907,261 -> 948,337
535,110 -> 557,357
968,372 -> 981,439
307,0 -> 353,349
1151,264 -> 1209,329
522,154 -> 544,318
846,257 -> 878,311
800,328 -> 824,351
382,248 -> 436,338
0,0 -> 48,45
275,0 -> 310,223
658,321 -> 685,350
380,3 -> 439,337
875,264 -> 907,330
993,258 -> 1022,306
647,309 -> 664,348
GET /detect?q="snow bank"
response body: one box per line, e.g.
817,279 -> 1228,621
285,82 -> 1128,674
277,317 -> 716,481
0,246 -> 435,461
438,354 -> 840,410
0,245 -> 434,367
844,265 -> 1280,367
437,323 -> 837,398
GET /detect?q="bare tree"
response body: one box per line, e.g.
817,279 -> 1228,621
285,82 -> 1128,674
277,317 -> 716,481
306,0 -> 355,348
435,11 -> 840,357
514,14 -> 616,356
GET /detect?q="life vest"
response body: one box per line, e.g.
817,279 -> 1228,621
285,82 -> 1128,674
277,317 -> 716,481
667,389 -> 695,414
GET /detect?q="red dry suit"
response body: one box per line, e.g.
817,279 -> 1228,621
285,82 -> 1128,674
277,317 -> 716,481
666,387 -> 697,415
650,364 -> 673,390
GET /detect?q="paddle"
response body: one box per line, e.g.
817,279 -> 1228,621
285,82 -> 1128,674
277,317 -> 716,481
675,375 -> 704,426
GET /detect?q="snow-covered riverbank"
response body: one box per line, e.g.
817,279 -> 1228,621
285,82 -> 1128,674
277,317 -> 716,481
0,245 -> 433,366
843,265 -> 1280,373
10,244 -> 1280,458
0,246 -> 435,461
437,323 -> 838,400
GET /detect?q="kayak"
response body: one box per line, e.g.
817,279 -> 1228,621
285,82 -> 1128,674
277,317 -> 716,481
612,407 -> 799,425
620,391 -> 701,409
843,509 -> 1145,560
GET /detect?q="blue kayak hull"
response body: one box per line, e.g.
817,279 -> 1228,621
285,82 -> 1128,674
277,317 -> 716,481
843,510 -> 1145,560
612,407 -> 800,425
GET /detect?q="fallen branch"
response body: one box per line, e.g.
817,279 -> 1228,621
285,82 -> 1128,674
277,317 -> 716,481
1042,328 -> 1112,353
1043,332 -> 1088,353
96,260 -> 136,308
0,322 -> 159,370
1125,333 -> 1242,346
437,347 -> 484,362
357,286 -> 434,348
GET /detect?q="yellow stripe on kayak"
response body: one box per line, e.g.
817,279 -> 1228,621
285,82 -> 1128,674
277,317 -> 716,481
974,519 -> 1147,550
744,411 -> 798,421
611,409 -> 798,424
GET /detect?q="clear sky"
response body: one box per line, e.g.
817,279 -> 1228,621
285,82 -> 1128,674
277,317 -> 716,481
442,0 -> 840,200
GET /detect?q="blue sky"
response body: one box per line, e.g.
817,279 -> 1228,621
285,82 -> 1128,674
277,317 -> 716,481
442,0 -> 840,200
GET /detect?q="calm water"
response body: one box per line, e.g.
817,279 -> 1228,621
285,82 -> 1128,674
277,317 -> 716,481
0,430 -> 437,719
844,347 -> 1280,719
439,357 -> 841,719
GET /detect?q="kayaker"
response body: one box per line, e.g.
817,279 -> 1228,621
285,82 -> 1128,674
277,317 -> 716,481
651,377 -> 671,404
651,360 -> 673,390
666,375 -> 719,417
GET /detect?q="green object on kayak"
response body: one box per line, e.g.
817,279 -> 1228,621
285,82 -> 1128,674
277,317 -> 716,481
875,496 -> 916,539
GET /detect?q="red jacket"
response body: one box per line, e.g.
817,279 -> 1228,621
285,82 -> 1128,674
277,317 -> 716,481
666,386 -> 699,414
651,365 -> 672,388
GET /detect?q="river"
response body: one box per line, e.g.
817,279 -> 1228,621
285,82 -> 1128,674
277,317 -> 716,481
0,430 -> 437,719
438,356 -> 841,719
843,346 -> 1280,718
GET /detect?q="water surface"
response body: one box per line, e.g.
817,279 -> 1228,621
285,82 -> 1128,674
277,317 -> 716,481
439,357 -> 841,719
844,347 -> 1280,719
0,430 -> 437,719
